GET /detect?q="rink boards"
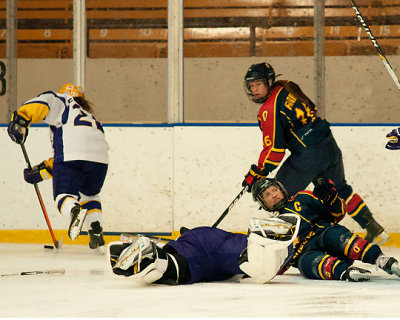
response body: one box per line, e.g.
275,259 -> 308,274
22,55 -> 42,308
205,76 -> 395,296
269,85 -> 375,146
0,123 -> 399,246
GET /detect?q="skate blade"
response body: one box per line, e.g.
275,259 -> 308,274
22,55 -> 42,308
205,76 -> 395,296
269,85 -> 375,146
373,231 -> 389,246
68,209 -> 88,240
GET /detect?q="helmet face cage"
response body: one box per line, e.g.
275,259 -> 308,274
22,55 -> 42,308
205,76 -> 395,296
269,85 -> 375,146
244,63 -> 276,103
252,178 -> 288,212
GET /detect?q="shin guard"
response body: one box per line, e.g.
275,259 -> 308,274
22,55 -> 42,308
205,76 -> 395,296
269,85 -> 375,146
298,251 -> 350,280
343,234 -> 382,264
345,193 -> 370,228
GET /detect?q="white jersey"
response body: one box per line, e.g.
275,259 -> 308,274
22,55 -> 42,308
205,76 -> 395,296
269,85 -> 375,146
24,91 -> 109,164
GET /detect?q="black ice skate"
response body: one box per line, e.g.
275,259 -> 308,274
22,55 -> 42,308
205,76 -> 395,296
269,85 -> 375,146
376,255 -> 400,278
68,204 -> 87,240
88,221 -> 105,255
341,266 -> 371,282
365,220 -> 389,245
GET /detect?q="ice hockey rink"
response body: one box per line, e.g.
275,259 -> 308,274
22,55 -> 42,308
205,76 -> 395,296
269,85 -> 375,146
1,243 -> 399,318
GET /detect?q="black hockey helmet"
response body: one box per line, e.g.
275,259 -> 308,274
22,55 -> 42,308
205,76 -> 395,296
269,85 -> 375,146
244,62 -> 276,103
252,177 -> 288,212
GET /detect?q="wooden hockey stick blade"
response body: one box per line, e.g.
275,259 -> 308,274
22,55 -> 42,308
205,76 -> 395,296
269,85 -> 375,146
1,268 -> 66,277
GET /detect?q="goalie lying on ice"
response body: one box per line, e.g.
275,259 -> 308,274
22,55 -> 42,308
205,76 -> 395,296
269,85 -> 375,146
107,214 -> 300,285
108,177 -> 400,284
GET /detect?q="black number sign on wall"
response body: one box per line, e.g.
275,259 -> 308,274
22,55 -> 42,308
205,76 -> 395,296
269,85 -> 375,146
0,61 -> 5,96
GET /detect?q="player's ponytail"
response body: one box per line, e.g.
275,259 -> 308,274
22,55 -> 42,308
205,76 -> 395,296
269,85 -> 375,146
74,97 -> 94,114
275,80 -> 315,112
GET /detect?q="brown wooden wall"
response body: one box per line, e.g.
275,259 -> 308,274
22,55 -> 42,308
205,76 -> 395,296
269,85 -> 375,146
1,0 -> 400,58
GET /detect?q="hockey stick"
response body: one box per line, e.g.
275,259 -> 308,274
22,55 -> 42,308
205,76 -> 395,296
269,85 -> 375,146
122,186 -> 248,239
1,268 -> 65,277
120,233 -> 173,243
349,0 -> 400,89
20,143 -> 60,249
212,186 -> 248,228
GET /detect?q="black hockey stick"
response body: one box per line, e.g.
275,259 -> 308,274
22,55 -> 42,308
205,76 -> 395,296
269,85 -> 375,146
212,186 -> 248,228
1,268 -> 65,277
120,233 -> 173,243
349,0 -> 400,89
20,144 -> 61,249
122,187 -> 248,239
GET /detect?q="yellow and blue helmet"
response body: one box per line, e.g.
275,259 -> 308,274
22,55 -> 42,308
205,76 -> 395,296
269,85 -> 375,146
59,83 -> 84,98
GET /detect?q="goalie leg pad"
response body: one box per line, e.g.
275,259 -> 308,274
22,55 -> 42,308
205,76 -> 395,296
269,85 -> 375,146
109,236 -> 169,284
248,216 -> 297,241
114,236 -> 155,271
239,214 -> 301,283
239,242 -> 294,283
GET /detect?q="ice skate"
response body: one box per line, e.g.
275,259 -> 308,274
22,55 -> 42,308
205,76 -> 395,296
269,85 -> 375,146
365,220 -> 389,245
88,221 -> 105,255
113,236 -> 156,271
68,204 -> 87,240
341,266 -> 371,282
376,255 -> 400,278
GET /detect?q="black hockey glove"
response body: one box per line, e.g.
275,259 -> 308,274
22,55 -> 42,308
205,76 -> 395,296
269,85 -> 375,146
385,127 -> 400,150
23,161 -> 53,184
313,178 -> 338,207
8,111 -> 31,144
242,164 -> 268,193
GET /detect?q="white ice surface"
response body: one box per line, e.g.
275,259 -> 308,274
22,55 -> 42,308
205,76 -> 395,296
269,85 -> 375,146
0,243 -> 400,318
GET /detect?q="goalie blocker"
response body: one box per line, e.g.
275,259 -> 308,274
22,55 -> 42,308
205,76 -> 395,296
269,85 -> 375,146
107,214 -> 300,285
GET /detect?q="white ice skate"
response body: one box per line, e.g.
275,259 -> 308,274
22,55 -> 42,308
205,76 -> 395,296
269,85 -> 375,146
341,266 -> 371,282
376,255 -> 400,278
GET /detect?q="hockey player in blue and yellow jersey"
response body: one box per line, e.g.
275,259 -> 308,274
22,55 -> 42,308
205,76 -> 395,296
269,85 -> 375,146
241,62 -> 388,245
7,83 -> 109,253
252,177 -> 400,281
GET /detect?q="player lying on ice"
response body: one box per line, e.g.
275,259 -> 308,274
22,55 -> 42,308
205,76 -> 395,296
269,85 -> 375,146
107,178 -> 400,284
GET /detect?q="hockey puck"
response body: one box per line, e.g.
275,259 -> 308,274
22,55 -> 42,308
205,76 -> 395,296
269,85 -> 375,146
44,245 -> 54,249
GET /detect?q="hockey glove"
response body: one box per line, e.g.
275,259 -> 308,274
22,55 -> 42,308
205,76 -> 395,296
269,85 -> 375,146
7,111 -> 31,144
24,160 -> 53,184
242,164 -> 268,193
313,178 -> 338,207
385,127 -> 400,150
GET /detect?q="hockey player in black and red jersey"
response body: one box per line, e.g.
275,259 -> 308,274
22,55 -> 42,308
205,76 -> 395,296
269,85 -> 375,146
241,62 -> 388,245
252,177 -> 400,281
7,83 -> 108,253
